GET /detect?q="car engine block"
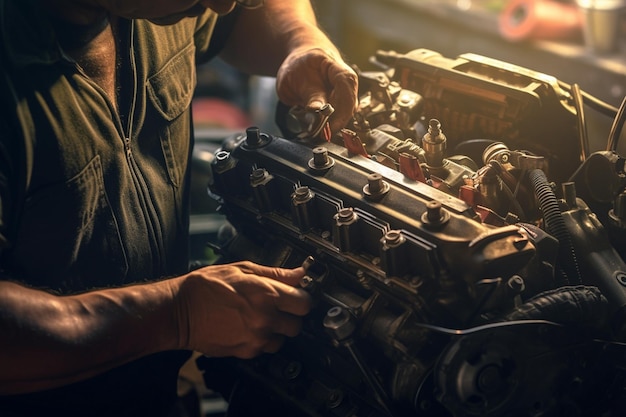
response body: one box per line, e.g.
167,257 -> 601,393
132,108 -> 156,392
197,49 -> 626,416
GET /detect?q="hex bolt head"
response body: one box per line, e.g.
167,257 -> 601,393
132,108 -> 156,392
422,200 -> 449,227
337,207 -> 355,223
313,147 -> 330,166
368,173 -> 384,194
427,200 -> 443,223
309,146 -> 335,170
384,230 -> 404,246
323,306 -> 356,341
245,126 -> 261,147
363,173 -> 390,199
293,186 -> 313,202
249,168 -> 268,185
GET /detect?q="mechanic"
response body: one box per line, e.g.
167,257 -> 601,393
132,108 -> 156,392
0,0 -> 358,415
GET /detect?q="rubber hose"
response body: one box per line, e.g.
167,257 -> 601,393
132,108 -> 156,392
504,286 -> 609,332
529,169 -> 582,285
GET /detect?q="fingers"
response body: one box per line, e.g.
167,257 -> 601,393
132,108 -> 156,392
327,65 -> 359,133
276,48 -> 358,136
231,334 -> 286,359
272,282 -> 312,317
233,262 -> 312,315
234,261 -> 306,287
301,60 -> 357,134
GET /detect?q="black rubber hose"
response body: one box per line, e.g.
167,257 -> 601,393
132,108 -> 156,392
529,169 -> 582,286
504,286 -> 609,333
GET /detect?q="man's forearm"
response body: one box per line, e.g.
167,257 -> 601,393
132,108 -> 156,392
0,279 -> 180,394
220,0 -> 338,76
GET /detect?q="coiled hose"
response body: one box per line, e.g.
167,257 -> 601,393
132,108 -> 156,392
529,169 -> 582,286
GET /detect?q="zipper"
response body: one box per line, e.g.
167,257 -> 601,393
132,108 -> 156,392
122,20 -> 168,273
63,19 -> 168,274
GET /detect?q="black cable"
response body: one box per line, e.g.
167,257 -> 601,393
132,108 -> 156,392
529,169 -> 582,286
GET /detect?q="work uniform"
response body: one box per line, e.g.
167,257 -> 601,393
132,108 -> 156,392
0,1 -> 235,415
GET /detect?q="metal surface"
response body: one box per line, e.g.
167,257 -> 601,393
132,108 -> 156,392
197,48 -> 626,416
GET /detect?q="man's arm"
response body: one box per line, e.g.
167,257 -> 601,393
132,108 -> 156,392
219,0 -> 325,76
0,278 -> 179,394
0,262 -> 310,395
219,0 -> 359,132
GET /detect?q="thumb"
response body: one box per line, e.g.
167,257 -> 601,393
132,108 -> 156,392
307,97 -> 327,111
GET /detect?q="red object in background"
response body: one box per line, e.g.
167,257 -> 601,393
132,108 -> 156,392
192,97 -> 252,129
499,0 -> 584,42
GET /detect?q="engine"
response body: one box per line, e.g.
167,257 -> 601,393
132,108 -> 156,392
197,49 -> 626,416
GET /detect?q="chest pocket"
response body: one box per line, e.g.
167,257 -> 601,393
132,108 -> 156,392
11,155 -> 128,292
146,43 -> 196,189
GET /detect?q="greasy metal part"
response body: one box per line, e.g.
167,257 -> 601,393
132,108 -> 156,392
291,186 -> 316,232
422,119 -> 447,169
243,126 -> 271,149
363,172 -> 390,200
201,47 -> 626,417
323,306 -> 394,416
287,103 -> 335,140
332,207 -> 360,252
249,168 -> 274,212
308,146 -> 335,171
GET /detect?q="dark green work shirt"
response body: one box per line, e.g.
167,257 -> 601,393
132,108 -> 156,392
0,1 -> 233,415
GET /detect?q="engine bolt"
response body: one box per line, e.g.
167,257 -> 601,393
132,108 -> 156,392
368,173 -> 384,194
477,365 -> 503,394
324,306 -> 356,341
300,275 -> 314,289
245,126 -> 261,147
293,186 -> 313,202
250,168 -> 269,185
309,146 -> 335,171
427,201 -> 443,223
384,230 -> 404,246
283,361 -> 302,380
314,147 -> 329,165
337,207 -> 356,224
214,150 -> 230,165
363,173 -> 390,199
422,200 -> 449,227
213,150 -> 236,172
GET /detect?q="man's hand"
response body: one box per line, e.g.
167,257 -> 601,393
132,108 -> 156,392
218,0 -> 359,134
172,261 -> 312,359
276,46 -> 358,134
